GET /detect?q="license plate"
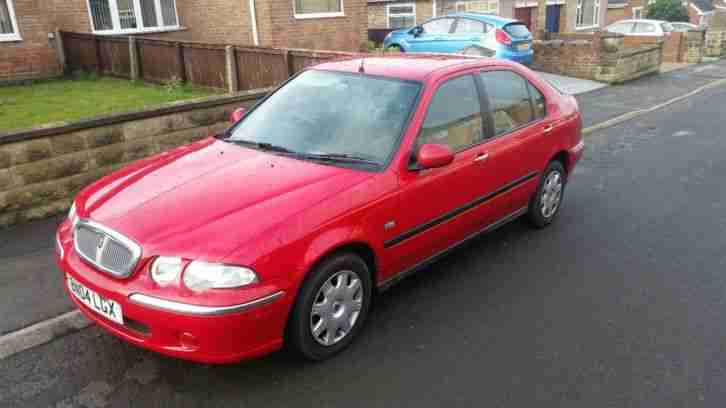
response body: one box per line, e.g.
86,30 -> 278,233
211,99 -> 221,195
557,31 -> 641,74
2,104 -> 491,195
518,43 -> 531,51
67,275 -> 124,325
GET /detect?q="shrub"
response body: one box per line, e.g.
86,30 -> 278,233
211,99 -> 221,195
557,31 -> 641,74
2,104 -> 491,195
646,0 -> 690,22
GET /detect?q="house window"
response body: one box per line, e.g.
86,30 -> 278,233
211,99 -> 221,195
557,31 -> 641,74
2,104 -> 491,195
632,6 -> 643,19
294,0 -> 344,18
87,0 -> 179,34
455,0 -> 498,14
387,3 -> 415,29
576,0 -> 600,29
0,0 -> 21,41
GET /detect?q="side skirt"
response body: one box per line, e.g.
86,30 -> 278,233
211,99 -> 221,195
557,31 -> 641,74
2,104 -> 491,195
377,207 -> 528,292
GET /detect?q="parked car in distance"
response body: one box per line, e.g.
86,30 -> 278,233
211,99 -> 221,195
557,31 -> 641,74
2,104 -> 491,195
56,54 -> 583,364
606,19 -> 675,37
383,13 -> 534,66
670,22 -> 699,32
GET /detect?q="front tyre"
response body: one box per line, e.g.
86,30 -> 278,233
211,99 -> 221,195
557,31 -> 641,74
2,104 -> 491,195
527,161 -> 566,228
286,253 -> 372,361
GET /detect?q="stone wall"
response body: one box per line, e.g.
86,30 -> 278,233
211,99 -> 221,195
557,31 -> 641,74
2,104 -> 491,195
705,30 -> 726,57
0,90 -> 267,228
533,32 -> 662,84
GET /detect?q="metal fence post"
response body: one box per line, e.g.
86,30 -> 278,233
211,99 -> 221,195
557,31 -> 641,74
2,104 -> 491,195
225,45 -> 239,94
129,36 -> 139,80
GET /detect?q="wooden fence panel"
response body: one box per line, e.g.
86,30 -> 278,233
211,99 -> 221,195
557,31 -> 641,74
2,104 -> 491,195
182,44 -> 227,89
289,50 -> 356,74
138,39 -> 184,84
98,37 -> 131,78
63,32 -> 100,72
234,47 -> 288,90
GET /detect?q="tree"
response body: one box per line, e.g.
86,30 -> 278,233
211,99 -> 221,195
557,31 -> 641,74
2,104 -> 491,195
646,0 -> 690,22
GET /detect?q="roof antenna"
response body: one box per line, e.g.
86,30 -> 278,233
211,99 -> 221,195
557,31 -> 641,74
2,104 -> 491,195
358,56 -> 365,74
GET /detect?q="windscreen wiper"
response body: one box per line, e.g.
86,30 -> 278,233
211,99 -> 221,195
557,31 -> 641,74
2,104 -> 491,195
224,139 -> 297,155
302,152 -> 380,166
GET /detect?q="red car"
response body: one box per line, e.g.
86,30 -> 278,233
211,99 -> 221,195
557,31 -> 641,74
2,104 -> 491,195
56,55 -> 583,363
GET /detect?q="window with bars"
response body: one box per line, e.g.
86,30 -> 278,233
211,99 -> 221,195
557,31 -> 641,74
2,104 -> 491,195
387,4 -> 415,29
0,0 -> 21,41
88,0 -> 179,33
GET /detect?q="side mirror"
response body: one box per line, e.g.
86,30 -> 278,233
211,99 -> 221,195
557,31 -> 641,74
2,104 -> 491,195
230,107 -> 248,124
410,26 -> 423,37
415,144 -> 454,170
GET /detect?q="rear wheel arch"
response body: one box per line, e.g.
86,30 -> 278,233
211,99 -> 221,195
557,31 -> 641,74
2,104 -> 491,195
550,150 -> 570,176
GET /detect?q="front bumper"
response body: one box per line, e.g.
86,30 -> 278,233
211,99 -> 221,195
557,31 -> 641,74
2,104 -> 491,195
57,228 -> 291,364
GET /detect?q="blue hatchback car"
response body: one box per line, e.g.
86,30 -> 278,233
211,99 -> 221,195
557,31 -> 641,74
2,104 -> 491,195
382,13 -> 533,66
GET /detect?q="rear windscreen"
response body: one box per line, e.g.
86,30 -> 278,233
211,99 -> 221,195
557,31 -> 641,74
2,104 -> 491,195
504,23 -> 531,38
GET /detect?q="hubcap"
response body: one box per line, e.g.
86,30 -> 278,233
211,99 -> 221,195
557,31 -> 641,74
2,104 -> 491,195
310,270 -> 363,346
541,170 -> 563,219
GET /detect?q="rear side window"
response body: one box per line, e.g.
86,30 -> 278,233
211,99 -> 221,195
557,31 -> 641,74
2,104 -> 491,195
661,22 -> 674,32
633,22 -> 656,33
503,23 -> 531,38
454,18 -> 487,34
422,18 -> 455,34
417,75 -> 485,152
608,22 -> 634,34
479,70 -> 535,135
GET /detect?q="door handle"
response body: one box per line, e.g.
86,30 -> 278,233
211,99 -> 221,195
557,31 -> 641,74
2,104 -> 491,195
543,125 -> 554,134
474,152 -> 489,163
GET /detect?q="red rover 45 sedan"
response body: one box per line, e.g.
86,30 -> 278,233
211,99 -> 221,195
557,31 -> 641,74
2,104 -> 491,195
56,55 -> 583,363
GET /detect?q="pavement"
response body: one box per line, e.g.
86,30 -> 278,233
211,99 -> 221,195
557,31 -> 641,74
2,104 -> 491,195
0,59 -> 725,407
534,71 -> 607,95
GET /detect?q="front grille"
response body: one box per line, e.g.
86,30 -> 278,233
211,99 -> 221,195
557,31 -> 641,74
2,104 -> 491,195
73,220 -> 141,278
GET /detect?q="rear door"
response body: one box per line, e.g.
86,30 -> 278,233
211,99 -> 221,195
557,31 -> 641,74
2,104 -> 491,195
502,22 -> 533,54
475,69 -> 552,217
407,18 -> 456,52
449,18 -> 491,53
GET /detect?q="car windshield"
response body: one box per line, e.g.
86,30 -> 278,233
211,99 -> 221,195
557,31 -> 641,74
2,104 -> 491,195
227,69 -> 421,167
504,23 -> 531,38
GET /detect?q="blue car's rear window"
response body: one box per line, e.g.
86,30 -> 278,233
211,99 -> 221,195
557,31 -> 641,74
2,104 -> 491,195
504,23 -> 531,38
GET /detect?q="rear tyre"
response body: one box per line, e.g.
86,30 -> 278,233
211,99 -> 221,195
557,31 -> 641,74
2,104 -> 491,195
286,253 -> 372,361
527,161 -> 566,229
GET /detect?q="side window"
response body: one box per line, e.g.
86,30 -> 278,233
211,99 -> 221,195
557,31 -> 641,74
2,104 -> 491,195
454,18 -> 486,34
633,22 -> 655,33
608,22 -> 633,34
422,18 -> 454,34
417,75 -> 485,152
479,70 -> 535,135
528,82 -> 546,120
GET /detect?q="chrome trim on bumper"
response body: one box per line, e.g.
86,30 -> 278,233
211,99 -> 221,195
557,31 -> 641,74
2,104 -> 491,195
128,291 -> 285,316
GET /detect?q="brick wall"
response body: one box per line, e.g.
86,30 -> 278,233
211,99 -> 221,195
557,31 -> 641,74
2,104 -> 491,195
623,30 -> 704,63
606,7 -> 628,25
151,0 -> 254,45
0,0 -> 62,81
0,92 -> 266,228
533,32 -> 662,83
51,0 -> 91,33
256,0 -> 368,51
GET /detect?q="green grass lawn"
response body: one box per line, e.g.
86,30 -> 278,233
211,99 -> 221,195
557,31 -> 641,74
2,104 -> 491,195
0,75 -> 222,132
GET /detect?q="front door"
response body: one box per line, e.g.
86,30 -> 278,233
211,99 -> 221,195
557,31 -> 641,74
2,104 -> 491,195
545,5 -> 561,33
407,17 -> 456,53
514,7 -> 533,30
384,73 -> 498,276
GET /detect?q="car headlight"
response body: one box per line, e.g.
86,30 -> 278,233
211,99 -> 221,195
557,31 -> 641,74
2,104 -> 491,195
150,256 -> 183,285
183,261 -> 258,292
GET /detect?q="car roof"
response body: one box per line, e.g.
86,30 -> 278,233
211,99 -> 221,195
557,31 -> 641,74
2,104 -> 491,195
312,54 -> 511,81
611,19 -> 667,24
444,12 -> 518,26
